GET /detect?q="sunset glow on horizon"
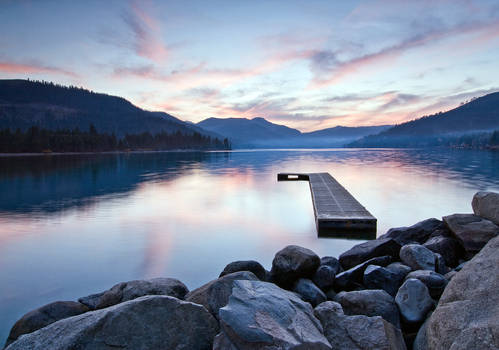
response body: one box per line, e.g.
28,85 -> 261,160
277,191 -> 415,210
1,0 -> 499,131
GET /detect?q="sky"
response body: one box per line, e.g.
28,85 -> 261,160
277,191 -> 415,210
1,0 -> 499,131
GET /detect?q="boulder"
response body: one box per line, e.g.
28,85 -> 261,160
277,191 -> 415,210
314,301 -> 407,350
5,301 -> 89,346
335,255 -> 392,291
185,271 -> 258,318
320,256 -> 342,274
425,235 -> 499,349
412,315 -> 431,350
423,235 -> 463,267
443,214 -> 499,254
270,245 -> 320,288
444,270 -> 457,281
399,244 -> 436,271
405,270 -> 447,299
363,265 -> 404,296
339,238 -> 401,270
335,289 -> 400,329
215,280 -> 331,349
78,277 -> 188,310
313,265 -> 336,291
395,279 -> 433,325
379,218 -> 443,245
386,262 -> 412,280
219,260 -> 266,280
472,191 -> 499,225
6,296 -> 218,350
293,278 -> 327,306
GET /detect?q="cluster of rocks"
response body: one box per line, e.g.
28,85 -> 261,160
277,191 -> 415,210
4,191 -> 499,350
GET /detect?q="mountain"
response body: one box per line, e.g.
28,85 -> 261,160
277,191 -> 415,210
197,117 -> 390,148
197,117 -> 300,147
0,79 -> 215,138
349,92 -> 499,148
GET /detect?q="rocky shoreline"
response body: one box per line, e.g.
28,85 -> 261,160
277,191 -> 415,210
4,191 -> 499,349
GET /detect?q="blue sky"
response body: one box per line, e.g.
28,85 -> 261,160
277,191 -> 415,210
1,0 -> 498,131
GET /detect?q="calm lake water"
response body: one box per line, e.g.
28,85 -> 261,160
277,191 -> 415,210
1,148 -> 498,343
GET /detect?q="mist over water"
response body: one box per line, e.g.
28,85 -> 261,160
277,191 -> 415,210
0,148 -> 498,344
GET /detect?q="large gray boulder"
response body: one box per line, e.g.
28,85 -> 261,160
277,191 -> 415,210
185,271 -> 258,318
339,238 -> 401,270
335,255 -> 392,291
293,278 -> 327,307
395,279 -> 433,325
314,301 -> 406,350
270,245 -> 320,288
399,244 -> 436,271
363,265 -> 404,297
425,235 -> 499,349
219,260 -> 266,280
406,270 -> 447,299
379,218 -> 443,245
6,295 -> 218,350
5,301 -> 89,346
443,214 -> 499,254
472,191 -> 499,225
214,280 -> 331,349
335,289 -> 400,329
78,277 -> 188,310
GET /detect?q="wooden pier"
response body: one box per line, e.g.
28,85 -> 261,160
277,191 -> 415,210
278,172 -> 377,238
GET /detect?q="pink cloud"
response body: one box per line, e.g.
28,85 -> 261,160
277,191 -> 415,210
124,0 -> 170,63
0,61 -> 78,78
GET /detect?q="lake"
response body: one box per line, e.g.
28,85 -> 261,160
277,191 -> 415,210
1,148 -> 498,344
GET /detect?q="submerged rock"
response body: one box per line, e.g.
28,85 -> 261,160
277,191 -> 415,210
399,244 -> 436,271
185,271 -> 258,318
335,289 -> 400,329
395,279 -> 433,325
425,235 -> 499,349
443,214 -> 499,255
219,260 -> 266,280
379,218 -> 443,245
339,238 -> 401,270
215,280 -> 331,350
472,191 -> 499,225
78,277 -> 188,310
6,296 -> 219,350
270,245 -> 320,288
293,278 -> 327,306
5,301 -> 89,346
314,301 -> 406,350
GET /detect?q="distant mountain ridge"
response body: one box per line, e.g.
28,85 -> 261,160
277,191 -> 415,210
197,117 -> 391,148
0,79 -> 214,138
350,92 -> 499,148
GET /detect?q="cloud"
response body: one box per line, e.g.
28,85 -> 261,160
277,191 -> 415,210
309,15 -> 499,87
0,61 -> 78,78
122,0 -> 170,63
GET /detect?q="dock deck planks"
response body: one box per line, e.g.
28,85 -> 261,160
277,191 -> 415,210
278,172 -> 376,238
